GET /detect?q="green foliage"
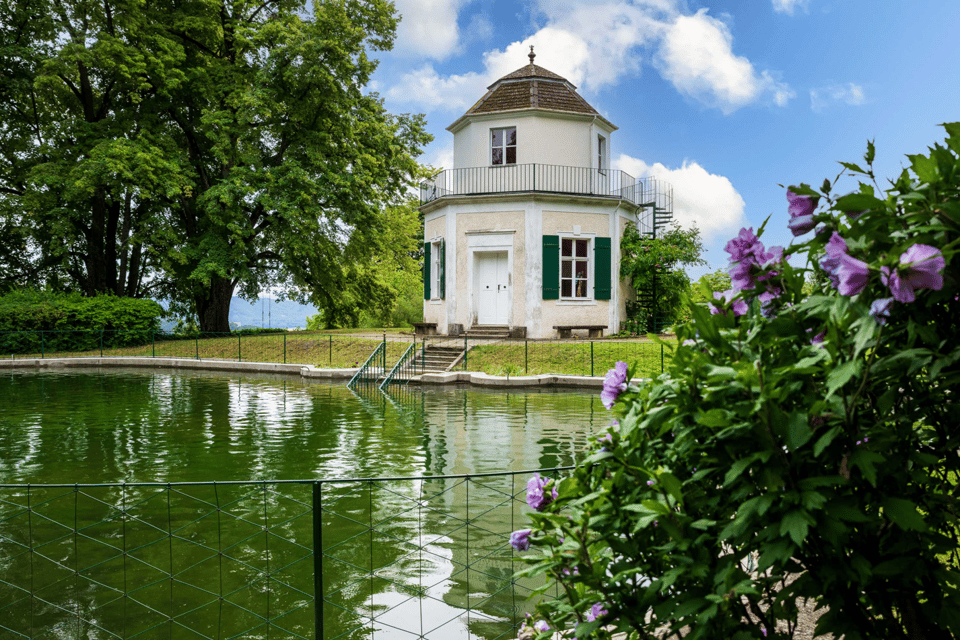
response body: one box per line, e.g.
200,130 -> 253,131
0,290 -> 162,352
0,0 -> 430,331
518,125 -> 960,639
621,223 -> 706,331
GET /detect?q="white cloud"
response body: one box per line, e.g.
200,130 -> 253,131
615,154 -> 747,241
386,65 -> 488,112
425,142 -> 454,171
810,82 -> 866,112
393,0 -> 470,59
387,1 -> 791,115
772,0 -> 809,16
656,9 -> 793,114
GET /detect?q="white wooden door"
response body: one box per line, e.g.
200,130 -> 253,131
476,252 -> 509,325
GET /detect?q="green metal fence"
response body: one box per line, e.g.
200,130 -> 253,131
0,468 -> 569,640
0,331 -> 413,369
423,336 -> 667,378
0,330 -> 668,378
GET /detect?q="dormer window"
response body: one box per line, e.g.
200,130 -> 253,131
491,127 -> 517,165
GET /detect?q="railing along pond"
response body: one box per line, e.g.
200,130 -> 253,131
0,468 -> 571,640
379,341 -> 422,390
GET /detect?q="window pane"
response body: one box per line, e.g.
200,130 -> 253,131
506,128 -> 516,146
575,281 -> 587,297
561,280 -> 572,297
561,260 -> 572,278
561,238 -> 572,256
491,129 -> 503,146
575,260 -> 587,278
506,146 -> 516,164
492,148 -> 503,165
576,239 -> 588,257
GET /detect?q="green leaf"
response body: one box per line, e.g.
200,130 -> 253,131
839,161 -> 866,174
826,360 -> 860,397
690,519 -> 716,530
724,453 -> 764,487
908,153 -> 939,183
658,472 -> 684,506
640,499 -> 670,515
785,412 -> 813,451
574,620 -> 601,638
882,498 -> 928,531
779,510 -> 815,546
850,450 -> 885,486
813,426 -> 843,457
835,192 -> 883,213
865,139 -> 876,165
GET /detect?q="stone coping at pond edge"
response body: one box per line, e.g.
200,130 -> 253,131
0,356 -> 647,389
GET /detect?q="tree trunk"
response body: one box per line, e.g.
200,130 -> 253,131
196,276 -> 235,332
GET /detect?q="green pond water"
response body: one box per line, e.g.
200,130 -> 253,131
0,369 -> 609,640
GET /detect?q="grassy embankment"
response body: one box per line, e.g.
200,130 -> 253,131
9,331 -> 669,378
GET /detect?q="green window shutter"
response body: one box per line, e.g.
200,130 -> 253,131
423,241 -> 431,300
594,237 -> 611,300
439,240 -> 446,299
542,235 -> 559,300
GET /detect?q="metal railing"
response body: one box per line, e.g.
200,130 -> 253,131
348,339 -> 387,390
0,330 -> 412,370
379,342 -> 421,391
0,468 -> 571,640
421,335 -> 667,378
420,164 -> 643,205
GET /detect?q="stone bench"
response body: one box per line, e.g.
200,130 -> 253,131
412,322 -> 438,336
553,325 -> 605,339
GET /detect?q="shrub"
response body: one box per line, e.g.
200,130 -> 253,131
514,126 -> 960,639
0,290 -> 163,353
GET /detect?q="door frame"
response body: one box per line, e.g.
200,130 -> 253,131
465,231 -> 515,328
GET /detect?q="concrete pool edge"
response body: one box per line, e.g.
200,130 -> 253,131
0,356 -> 647,389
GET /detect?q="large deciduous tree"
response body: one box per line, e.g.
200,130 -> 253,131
0,0 -> 430,331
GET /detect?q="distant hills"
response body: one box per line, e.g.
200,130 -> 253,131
228,297 -> 317,329
157,297 -> 317,331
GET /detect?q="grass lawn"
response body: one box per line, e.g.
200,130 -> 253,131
6,330 -> 669,378
463,340 -> 667,378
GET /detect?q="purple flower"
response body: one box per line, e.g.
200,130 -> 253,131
725,229 -> 784,292
725,227 -> 764,263
820,232 -> 849,288
811,330 -> 826,345
880,244 -> 945,303
526,473 -> 558,511
534,620 -> 550,633
601,361 -> 628,409
586,603 -> 609,622
787,189 -> 819,236
870,298 -> 894,325
510,529 -> 532,551
710,289 -> 748,317
837,253 -> 871,296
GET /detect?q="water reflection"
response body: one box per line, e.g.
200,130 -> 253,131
0,369 -> 605,639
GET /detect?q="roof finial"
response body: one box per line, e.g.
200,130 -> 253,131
528,45 -> 536,65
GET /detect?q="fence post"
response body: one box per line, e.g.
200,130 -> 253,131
661,343 -> 664,374
195,334 -> 199,360
524,339 -> 528,374
464,335 -> 467,371
312,482 -> 324,640
41,331 -> 44,359
238,333 -> 242,362
329,335 -> 332,364
590,341 -> 594,377
100,330 -> 103,357
283,333 -> 286,364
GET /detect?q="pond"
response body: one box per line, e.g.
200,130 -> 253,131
0,369 -> 609,640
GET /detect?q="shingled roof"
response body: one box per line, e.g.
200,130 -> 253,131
461,63 -> 599,117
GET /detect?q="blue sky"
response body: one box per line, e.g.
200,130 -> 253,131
368,0 -> 960,278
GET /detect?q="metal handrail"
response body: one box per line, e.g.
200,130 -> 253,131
347,340 -> 385,389
379,342 -> 417,391
420,163 -> 644,205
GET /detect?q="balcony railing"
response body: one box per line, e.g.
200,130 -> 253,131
420,164 -> 646,205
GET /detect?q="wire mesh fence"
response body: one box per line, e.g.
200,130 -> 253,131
0,331 -> 668,378
422,336 -> 667,378
0,469 -> 569,640
0,331 -> 415,369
